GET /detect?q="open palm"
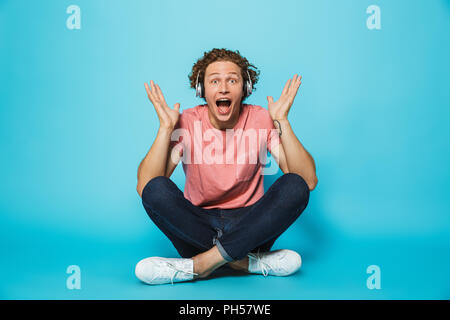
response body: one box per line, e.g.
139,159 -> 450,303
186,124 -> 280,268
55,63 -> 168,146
144,80 -> 180,130
268,74 -> 302,121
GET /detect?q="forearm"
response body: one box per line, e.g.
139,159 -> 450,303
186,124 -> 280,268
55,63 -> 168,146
136,127 -> 173,196
276,119 -> 318,190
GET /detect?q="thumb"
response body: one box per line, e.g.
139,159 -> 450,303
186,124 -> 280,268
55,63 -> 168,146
174,103 -> 181,112
267,96 -> 274,104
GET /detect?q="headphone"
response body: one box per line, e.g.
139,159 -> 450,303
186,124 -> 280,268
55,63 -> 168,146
195,69 -> 253,99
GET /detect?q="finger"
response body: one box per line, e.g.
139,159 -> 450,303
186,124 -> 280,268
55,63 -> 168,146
150,80 -> 159,101
288,75 -> 302,102
289,74 -> 299,92
149,79 -> 155,91
289,74 -> 301,91
153,83 -> 164,100
173,103 -> 180,113
281,78 -> 291,97
144,82 -> 153,96
144,82 -> 156,103
294,75 -> 302,92
155,84 -> 169,107
267,96 -> 274,104
145,81 -> 165,115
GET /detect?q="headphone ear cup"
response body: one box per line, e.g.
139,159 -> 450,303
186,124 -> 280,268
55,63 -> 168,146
245,80 -> 252,98
244,70 -> 253,98
196,82 -> 203,98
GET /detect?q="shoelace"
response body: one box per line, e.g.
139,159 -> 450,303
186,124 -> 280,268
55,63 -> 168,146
247,250 -> 289,277
149,260 -> 198,285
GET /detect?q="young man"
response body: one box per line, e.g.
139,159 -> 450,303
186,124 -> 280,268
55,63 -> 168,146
136,48 -> 318,285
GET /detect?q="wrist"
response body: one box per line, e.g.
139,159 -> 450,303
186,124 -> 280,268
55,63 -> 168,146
273,118 -> 290,128
273,117 -> 289,123
158,125 -> 174,136
273,118 -> 290,137
270,112 -> 288,121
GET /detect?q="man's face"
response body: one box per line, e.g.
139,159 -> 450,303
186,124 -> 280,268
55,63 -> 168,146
203,60 -> 244,129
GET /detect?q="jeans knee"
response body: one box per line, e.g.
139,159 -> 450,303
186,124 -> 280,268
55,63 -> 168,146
142,176 -> 173,209
282,173 -> 310,209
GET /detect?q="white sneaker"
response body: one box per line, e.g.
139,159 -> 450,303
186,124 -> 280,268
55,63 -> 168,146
247,249 -> 302,277
135,257 -> 198,285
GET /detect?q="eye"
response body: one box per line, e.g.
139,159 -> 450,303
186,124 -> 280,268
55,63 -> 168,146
230,79 -> 236,84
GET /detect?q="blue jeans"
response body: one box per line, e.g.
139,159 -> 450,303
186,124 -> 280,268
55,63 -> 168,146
141,173 -> 310,262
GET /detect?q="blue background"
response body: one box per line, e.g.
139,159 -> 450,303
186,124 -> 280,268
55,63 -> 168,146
1,0 -> 449,299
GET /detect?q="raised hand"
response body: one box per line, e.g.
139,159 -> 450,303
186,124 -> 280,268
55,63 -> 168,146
144,80 -> 180,130
267,74 -> 302,121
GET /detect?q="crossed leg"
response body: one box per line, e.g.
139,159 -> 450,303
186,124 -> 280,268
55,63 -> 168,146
141,173 -> 309,279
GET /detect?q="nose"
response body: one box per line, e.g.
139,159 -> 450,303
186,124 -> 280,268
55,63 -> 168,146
218,81 -> 229,93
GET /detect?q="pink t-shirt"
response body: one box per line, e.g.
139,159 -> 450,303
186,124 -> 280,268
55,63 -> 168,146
170,104 -> 280,209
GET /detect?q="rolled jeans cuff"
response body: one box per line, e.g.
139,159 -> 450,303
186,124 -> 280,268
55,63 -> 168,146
214,239 -> 234,262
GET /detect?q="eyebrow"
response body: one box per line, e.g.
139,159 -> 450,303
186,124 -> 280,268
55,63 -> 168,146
207,72 -> 240,78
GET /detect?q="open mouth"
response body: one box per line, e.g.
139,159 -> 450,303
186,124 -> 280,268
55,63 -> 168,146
215,99 -> 232,115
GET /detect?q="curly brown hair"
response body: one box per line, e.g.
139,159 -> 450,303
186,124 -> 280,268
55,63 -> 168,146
188,48 -> 260,102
